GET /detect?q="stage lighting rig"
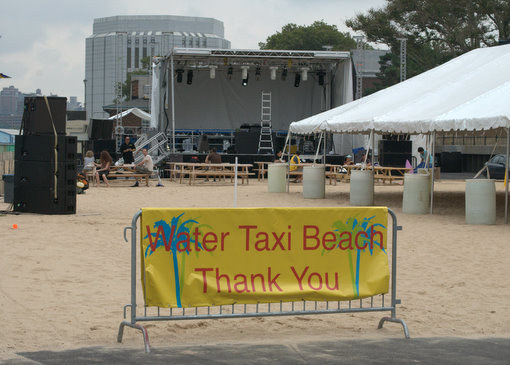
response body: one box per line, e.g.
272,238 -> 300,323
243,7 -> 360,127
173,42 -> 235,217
294,73 -> 301,87
281,67 -> 288,81
176,69 -> 184,83
318,71 -> 325,86
255,66 -> 261,80
270,66 -> 278,80
209,65 -> 217,79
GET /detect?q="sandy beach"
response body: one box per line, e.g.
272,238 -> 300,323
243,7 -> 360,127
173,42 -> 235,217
1,176 -> 509,361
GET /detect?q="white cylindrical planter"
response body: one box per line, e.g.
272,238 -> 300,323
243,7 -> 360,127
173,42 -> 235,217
350,170 -> 374,206
303,165 -> 325,199
268,163 -> 287,193
402,173 -> 430,214
465,179 -> 496,225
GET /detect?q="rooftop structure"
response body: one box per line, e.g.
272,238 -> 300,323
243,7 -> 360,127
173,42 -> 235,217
85,15 -> 231,120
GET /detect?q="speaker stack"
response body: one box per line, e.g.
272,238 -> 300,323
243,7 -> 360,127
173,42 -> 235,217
13,96 -> 77,214
378,140 -> 412,167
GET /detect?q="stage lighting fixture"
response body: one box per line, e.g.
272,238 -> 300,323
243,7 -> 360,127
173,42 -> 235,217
187,70 -> 193,85
301,67 -> 309,81
281,67 -> 288,81
227,66 -> 233,80
242,74 -> 249,87
269,66 -> 278,80
209,65 -> 217,79
294,73 -> 301,87
318,71 -> 325,86
241,66 -> 249,80
176,69 -> 184,83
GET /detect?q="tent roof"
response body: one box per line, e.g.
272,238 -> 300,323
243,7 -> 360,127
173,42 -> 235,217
108,107 -> 151,121
289,44 -> 510,135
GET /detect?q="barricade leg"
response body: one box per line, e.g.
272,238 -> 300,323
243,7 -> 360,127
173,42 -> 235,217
118,320 -> 151,353
378,316 -> 410,339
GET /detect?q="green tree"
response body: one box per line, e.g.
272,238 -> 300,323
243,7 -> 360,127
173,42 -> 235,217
259,20 -> 356,51
346,0 -> 510,93
115,56 -> 152,102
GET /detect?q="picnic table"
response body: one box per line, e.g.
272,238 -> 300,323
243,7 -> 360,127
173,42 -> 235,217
168,162 -> 254,185
331,165 -> 413,184
87,164 -> 153,186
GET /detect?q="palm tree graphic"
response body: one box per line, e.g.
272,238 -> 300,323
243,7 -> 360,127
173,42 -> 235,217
144,213 -> 209,307
328,215 -> 386,298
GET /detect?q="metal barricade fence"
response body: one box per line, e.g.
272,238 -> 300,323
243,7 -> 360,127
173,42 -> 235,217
118,208 -> 409,353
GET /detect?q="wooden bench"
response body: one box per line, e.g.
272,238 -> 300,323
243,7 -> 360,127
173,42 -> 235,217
110,172 -> 152,186
186,170 -> 254,185
87,170 -> 152,186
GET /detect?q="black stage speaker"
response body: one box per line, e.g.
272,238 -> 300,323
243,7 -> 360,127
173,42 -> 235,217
379,140 -> 412,167
102,120 -> 113,139
235,131 -> 260,154
379,153 -> 412,167
22,96 -> 67,135
13,135 -> 77,214
441,152 -> 462,172
88,119 -> 114,139
15,135 -> 77,162
15,161 -> 76,188
379,140 -> 412,154
13,186 -> 76,214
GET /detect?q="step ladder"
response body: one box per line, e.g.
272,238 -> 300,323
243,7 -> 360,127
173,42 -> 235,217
258,91 -> 274,154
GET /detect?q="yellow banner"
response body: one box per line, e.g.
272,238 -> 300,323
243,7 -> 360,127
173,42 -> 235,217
140,207 -> 389,308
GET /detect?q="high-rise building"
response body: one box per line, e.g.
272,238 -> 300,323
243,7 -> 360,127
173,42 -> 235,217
85,15 -> 231,120
0,86 -> 20,115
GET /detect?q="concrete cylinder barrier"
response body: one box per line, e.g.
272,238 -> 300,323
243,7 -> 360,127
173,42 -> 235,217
303,165 -> 325,199
350,169 -> 374,206
402,173 -> 430,214
465,179 -> 496,225
268,163 -> 287,193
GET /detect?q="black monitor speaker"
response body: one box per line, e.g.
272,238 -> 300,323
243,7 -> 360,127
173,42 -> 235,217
13,135 -> 77,214
15,135 -> 77,162
88,119 -> 114,140
22,96 -> 67,135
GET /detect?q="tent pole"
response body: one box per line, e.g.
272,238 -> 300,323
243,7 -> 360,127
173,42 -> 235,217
287,131 -> 292,193
170,52 -> 176,152
430,132 -> 435,214
323,132 -> 327,164
505,127 -> 509,224
371,129 -> 375,171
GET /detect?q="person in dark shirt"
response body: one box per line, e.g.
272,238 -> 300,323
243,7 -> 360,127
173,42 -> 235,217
120,136 -> 135,164
205,148 -> 222,164
205,148 -> 221,181
274,150 -> 284,163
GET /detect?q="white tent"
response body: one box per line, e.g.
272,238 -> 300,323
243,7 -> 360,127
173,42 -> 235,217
108,108 -> 152,121
289,44 -> 510,223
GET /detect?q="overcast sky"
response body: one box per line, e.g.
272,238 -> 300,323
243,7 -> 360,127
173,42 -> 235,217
0,0 -> 386,102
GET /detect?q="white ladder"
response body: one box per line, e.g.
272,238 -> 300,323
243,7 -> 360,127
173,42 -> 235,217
258,91 -> 274,154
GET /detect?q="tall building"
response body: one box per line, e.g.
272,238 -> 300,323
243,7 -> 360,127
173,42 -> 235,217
0,86 -> 20,115
85,15 -> 231,119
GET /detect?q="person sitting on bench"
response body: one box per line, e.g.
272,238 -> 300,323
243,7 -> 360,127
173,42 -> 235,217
205,148 -> 221,181
290,151 -> 302,182
132,148 -> 153,187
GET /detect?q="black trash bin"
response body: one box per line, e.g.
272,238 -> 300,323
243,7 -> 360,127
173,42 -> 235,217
3,174 -> 14,203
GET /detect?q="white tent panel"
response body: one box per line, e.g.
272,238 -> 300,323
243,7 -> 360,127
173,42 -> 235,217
109,107 -> 152,121
290,44 -> 510,135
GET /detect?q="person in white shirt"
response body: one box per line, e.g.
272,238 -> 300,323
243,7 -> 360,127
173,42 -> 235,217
132,148 -> 153,187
